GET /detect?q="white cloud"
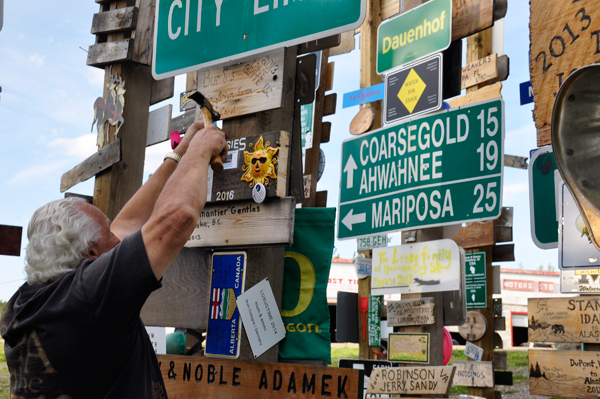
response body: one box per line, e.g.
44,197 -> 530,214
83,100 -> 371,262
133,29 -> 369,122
87,68 -> 105,88
28,53 -> 45,66
47,134 -> 97,159
502,182 -> 529,203
8,160 -> 70,185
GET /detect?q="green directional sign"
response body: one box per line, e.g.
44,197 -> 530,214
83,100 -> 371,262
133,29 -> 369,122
153,0 -> 366,79
338,99 -> 504,240
377,0 -> 451,74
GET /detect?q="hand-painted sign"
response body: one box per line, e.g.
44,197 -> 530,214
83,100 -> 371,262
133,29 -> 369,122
377,0 -> 451,74
338,359 -> 400,399
529,350 -> 600,398
158,354 -> 363,398
519,81 -> 533,105
387,297 -> 435,327
368,296 -> 382,347
153,0 -> 366,79
371,239 -> 461,296
338,99 -> 504,239
205,252 -> 247,358
461,54 -> 498,90
529,147 -> 559,249
388,333 -> 430,364
237,278 -> 286,358
367,366 -> 455,395
528,296 -> 600,344
453,361 -> 494,388
384,53 -> 442,125
343,83 -> 385,108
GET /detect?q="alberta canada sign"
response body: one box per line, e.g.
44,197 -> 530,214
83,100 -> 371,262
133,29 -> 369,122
153,0 -> 366,79
338,99 -> 504,240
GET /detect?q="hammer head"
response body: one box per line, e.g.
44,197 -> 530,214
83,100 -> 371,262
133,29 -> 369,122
188,90 -> 221,122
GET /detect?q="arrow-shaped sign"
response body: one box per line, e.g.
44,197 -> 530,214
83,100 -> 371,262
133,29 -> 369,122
342,209 -> 366,230
344,155 -> 358,189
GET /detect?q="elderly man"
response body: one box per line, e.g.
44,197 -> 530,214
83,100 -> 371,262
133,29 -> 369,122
0,123 -> 227,398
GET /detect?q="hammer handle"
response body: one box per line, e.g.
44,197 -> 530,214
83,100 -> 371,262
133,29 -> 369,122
200,107 -> 224,173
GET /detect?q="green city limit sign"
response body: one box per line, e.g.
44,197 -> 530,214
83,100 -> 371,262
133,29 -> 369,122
338,99 -> 504,240
153,0 -> 365,79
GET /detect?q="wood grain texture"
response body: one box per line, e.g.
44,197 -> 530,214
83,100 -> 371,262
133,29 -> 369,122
0,225 -> 22,257
91,6 -> 137,34
461,54 -> 498,90
146,105 -> 172,146
323,94 -> 337,116
330,31 -> 356,57
131,0 -> 155,65
326,63 -> 335,92
60,139 -> 121,192
150,76 -> 174,105
446,82 -> 502,108
141,248 -> 210,329
381,0 -> 493,42
529,350 -> 600,398
452,221 -> 494,249
321,122 -> 331,143
170,110 -> 198,135
86,39 -> 133,67
157,354 -> 362,399
350,107 -> 375,135
195,49 -> 284,120
530,0 -> 600,146
387,297 -> 435,327
453,361 -> 494,388
528,296 -> 600,344
459,312 -> 488,341
184,198 -> 295,249
367,366 -> 455,395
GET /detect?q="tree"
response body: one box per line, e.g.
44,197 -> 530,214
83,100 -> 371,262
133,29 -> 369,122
546,263 -> 555,272
0,300 -> 5,316
538,263 -> 544,271
332,247 -> 340,259
518,262 -> 525,270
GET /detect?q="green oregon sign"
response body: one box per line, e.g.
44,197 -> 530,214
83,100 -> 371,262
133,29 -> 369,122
377,0 -> 451,74
153,0 -> 365,79
338,99 -> 504,240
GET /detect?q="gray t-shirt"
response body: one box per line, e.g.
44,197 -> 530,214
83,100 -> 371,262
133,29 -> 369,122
0,229 -> 167,399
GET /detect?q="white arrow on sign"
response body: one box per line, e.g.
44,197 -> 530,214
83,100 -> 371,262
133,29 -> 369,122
344,155 -> 358,189
342,209 -> 366,230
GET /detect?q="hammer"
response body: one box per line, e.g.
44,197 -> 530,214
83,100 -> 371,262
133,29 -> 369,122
187,90 -> 224,173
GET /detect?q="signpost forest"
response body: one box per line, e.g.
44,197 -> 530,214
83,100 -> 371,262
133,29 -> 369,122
338,99 -> 504,240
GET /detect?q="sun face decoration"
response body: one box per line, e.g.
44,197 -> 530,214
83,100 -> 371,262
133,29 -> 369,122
241,136 -> 279,188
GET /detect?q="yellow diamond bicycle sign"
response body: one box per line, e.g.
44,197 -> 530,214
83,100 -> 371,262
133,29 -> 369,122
398,69 -> 427,113
385,53 -> 442,125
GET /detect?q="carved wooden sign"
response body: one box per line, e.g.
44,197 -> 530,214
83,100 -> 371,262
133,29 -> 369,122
388,333 -> 430,364
530,0 -> 600,146
366,366 -> 455,395
528,297 -> 600,344
459,312 -> 487,342
461,54 -> 498,90
185,198 -> 295,249
158,355 -> 363,399
197,49 -> 284,120
530,350 -> 600,398
208,131 -> 290,203
453,361 -> 494,388
387,297 -> 435,327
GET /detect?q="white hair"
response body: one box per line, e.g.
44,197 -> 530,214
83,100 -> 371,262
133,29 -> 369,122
25,197 -> 102,285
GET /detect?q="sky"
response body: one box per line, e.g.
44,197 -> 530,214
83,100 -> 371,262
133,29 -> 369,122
0,1 -> 557,301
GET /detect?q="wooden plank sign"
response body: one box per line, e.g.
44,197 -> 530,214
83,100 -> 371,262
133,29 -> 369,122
0,225 -> 22,256
208,131 -> 290,203
528,296 -> 600,344
196,49 -> 284,120
530,0 -> 600,146
158,355 -> 363,399
387,297 -> 435,327
366,366 -> 455,395
185,197 -> 295,249
453,361 -> 494,388
529,350 -> 600,398
60,139 -> 121,192
388,333 -> 430,364
461,54 -> 498,90
459,311 -> 487,341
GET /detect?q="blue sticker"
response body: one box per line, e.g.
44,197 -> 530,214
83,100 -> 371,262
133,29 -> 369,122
343,83 -> 385,108
520,81 -> 534,105
205,252 -> 247,358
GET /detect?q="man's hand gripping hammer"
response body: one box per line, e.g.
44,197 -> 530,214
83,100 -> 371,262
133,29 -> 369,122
188,90 -> 224,173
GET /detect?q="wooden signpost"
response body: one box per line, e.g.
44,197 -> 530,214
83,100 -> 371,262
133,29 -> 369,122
196,50 -> 285,120
158,355 -> 363,399
388,333 -> 430,363
530,0 -> 600,146
529,297 -> 600,344
387,297 -> 436,327
366,366 -> 456,395
453,361 -> 494,388
459,312 -> 488,342
461,54 -> 498,89
529,350 -> 600,398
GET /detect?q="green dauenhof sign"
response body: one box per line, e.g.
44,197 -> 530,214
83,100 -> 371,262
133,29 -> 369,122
153,0 -> 365,79
377,0 -> 451,74
338,99 -> 504,240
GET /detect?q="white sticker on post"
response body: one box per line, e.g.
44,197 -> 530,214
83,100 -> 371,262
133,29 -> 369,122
237,278 -> 286,358
464,341 -> 484,361
145,326 -> 166,355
